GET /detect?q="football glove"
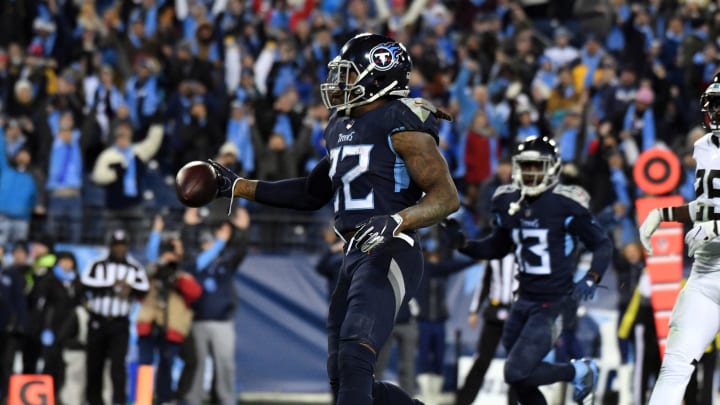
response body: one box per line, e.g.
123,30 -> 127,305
573,274 -> 598,302
639,209 -> 662,255
439,218 -> 467,249
207,159 -> 242,199
685,220 -> 720,257
351,214 -> 411,253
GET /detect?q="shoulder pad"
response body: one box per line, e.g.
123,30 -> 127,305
492,184 -> 519,200
552,184 -> 590,209
694,133 -> 715,149
398,98 -> 452,122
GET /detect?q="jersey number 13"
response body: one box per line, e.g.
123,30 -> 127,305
512,228 -> 551,275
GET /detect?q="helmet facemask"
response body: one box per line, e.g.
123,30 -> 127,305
512,152 -> 561,196
320,57 -> 367,112
701,89 -> 720,134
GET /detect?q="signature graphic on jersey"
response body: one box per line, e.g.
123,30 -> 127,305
370,43 -> 401,71
338,131 -> 355,143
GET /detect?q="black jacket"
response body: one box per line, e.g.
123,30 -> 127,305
33,271 -> 83,348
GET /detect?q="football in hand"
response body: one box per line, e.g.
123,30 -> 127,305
175,161 -> 218,207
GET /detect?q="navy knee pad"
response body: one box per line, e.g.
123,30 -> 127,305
338,340 -> 376,375
340,313 -> 379,347
503,358 -> 532,384
336,341 -> 376,405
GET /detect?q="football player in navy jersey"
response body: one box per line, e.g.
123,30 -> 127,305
446,136 -> 612,405
204,33 -> 459,405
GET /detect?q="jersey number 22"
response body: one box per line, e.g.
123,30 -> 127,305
329,145 -> 374,211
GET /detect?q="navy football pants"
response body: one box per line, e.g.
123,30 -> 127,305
327,237 -> 423,405
502,297 -> 575,405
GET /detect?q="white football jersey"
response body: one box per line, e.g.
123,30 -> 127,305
692,133 -> 720,270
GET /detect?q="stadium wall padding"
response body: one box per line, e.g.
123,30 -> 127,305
233,254 -> 483,393
233,253 -> 330,392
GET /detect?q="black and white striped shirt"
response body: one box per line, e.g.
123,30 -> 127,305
81,256 -> 150,318
470,253 -> 517,313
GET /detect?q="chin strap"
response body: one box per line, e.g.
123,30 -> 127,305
226,177 -> 242,216
508,188 -> 526,216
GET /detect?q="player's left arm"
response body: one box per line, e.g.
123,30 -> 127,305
649,204 -> 695,224
568,214 -> 613,283
391,131 -> 460,231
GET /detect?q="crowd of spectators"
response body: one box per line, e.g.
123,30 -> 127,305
0,0 -> 716,250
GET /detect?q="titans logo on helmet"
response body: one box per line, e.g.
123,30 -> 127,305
370,43 -> 400,71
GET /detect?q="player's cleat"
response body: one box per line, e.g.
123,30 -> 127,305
571,358 -> 598,405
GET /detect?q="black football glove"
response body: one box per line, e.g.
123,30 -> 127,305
207,159 -> 241,199
439,218 -> 467,249
351,214 -> 410,253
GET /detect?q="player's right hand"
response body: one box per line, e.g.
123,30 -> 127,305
639,209 -> 662,255
207,159 -> 241,199
351,214 -> 407,253
686,220 -> 719,257
439,218 -> 467,249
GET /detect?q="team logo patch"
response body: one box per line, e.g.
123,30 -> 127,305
370,43 -> 399,71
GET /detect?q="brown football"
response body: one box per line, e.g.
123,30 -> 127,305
175,161 -> 218,207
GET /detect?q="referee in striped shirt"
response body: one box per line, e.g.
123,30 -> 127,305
455,252 -> 518,405
81,229 -> 149,405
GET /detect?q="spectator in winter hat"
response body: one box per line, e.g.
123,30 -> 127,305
7,79 -> 35,118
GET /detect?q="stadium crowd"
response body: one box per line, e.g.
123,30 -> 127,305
0,0 -> 714,245
1,0 -> 720,403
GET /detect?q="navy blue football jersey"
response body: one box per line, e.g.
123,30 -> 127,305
491,184 -> 607,300
324,98 -> 440,232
